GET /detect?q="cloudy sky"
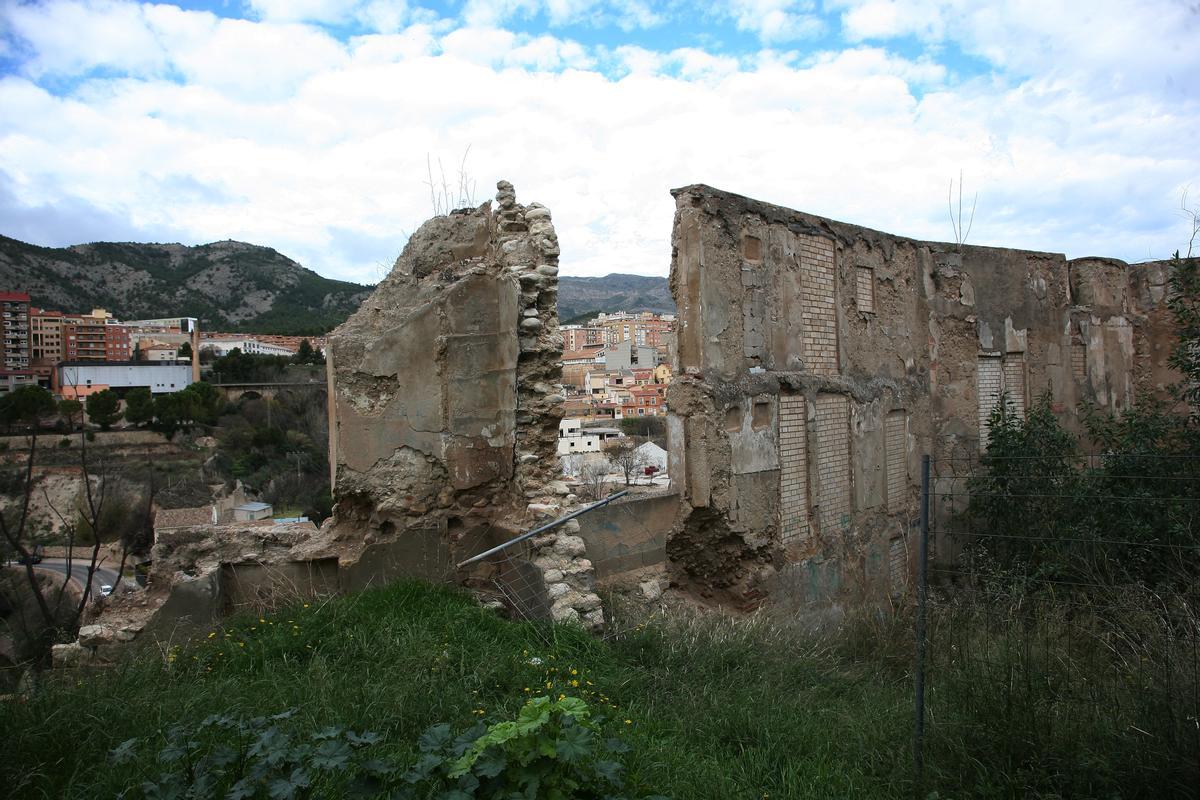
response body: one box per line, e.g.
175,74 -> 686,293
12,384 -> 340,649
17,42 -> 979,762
1,1 -> 1198,284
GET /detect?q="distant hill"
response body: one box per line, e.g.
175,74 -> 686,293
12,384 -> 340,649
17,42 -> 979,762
0,234 -> 672,334
0,235 -> 372,336
557,273 -> 673,324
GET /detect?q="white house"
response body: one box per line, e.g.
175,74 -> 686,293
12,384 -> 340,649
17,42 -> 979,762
635,441 -> 668,471
558,417 -> 602,455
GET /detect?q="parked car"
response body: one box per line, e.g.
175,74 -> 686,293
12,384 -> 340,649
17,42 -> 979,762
99,584 -> 114,597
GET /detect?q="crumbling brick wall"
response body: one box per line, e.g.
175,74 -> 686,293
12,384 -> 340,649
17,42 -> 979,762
665,184 -> 1177,608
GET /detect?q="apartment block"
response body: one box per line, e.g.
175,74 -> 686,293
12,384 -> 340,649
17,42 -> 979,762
0,291 -> 33,392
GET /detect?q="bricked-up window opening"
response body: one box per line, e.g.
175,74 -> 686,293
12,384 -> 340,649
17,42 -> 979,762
1003,357 -> 1027,419
815,393 -> 851,535
888,535 -> 907,595
977,355 -> 1003,449
725,406 -> 742,432
885,410 -> 907,513
855,265 -> 876,313
800,234 -> 839,376
778,393 -> 809,545
742,234 -> 762,261
978,354 -> 1028,448
752,399 -> 771,430
1071,339 -> 1087,382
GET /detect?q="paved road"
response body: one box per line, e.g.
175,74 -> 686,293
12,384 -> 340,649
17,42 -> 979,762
33,558 -> 122,598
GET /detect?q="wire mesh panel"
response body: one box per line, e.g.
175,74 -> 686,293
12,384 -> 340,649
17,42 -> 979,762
918,450 -> 1200,797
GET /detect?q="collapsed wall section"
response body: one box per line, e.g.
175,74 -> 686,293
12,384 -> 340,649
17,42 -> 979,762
665,184 -> 1177,609
321,181 -> 601,627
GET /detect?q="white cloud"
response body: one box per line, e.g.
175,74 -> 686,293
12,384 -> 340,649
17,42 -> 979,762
460,0 -> 663,30
0,1 -> 1198,284
244,0 -> 413,30
726,0 -> 824,43
832,0 -> 1200,101
1,1 -> 348,99
3,0 -> 170,78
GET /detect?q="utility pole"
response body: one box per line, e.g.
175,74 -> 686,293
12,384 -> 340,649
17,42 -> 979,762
287,450 -> 305,480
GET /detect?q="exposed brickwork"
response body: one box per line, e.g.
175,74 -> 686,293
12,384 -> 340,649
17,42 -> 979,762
885,410 -> 907,513
855,265 -> 875,313
1003,357 -> 1027,420
778,393 -> 809,544
977,355 -> 1003,448
1071,340 -> 1087,381
800,235 -> 838,375
814,393 -> 851,534
889,535 -> 908,594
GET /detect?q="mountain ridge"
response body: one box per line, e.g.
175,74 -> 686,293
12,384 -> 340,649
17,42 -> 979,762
0,235 -> 672,335
0,235 -> 372,336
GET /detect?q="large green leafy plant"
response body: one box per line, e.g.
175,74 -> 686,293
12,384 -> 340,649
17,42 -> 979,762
394,695 -> 665,800
111,710 -> 384,800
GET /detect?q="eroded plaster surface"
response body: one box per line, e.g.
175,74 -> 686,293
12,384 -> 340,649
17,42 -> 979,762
665,184 -> 1177,608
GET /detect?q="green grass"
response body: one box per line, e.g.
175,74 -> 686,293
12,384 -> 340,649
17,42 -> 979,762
0,581 -> 913,799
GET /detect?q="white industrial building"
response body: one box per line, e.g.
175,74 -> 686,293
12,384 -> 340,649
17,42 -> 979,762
56,363 -> 194,395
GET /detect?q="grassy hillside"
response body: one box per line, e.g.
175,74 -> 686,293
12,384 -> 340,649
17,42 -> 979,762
1,581 -> 912,799
2,578 -> 1188,798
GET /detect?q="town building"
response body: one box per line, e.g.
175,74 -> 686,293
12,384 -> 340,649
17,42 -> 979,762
593,311 -> 674,349
561,347 -> 604,389
602,340 -> 658,371
141,343 -> 184,362
0,291 -> 33,394
62,309 -> 131,362
635,441 -> 668,472
233,502 -> 274,522
622,386 -> 666,417
29,308 -> 65,382
557,417 -> 603,455
200,337 -> 297,358
560,325 -> 606,351
200,333 -> 325,356
54,362 -> 194,397
123,317 -> 198,333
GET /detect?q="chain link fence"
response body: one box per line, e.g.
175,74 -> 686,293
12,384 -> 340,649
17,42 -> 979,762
915,451 -> 1200,797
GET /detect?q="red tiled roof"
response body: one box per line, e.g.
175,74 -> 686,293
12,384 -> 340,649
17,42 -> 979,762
154,506 -> 213,529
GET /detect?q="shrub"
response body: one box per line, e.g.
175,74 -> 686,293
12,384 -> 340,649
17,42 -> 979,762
400,695 -> 664,800
110,709 -> 384,800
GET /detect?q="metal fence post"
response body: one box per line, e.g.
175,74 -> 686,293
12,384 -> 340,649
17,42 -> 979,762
914,453 -> 931,791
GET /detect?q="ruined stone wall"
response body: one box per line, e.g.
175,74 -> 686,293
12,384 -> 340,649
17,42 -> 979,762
321,181 -> 602,629
55,182 -> 609,669
324,181 -> 565,554
666,184 -> 1177,608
